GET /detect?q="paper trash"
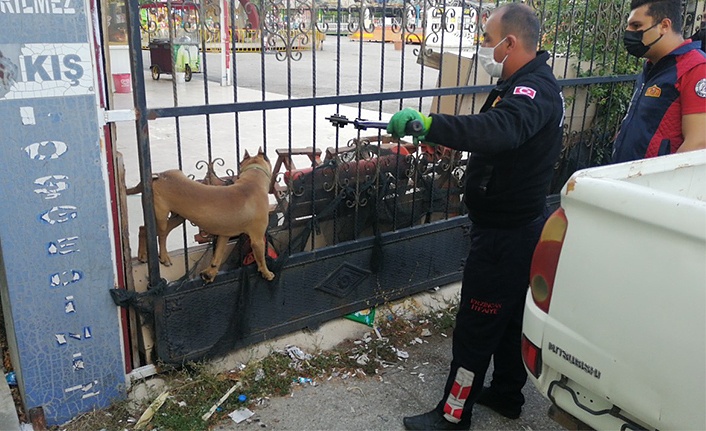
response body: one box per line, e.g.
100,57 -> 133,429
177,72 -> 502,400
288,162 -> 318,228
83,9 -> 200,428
229,408 -> 255,424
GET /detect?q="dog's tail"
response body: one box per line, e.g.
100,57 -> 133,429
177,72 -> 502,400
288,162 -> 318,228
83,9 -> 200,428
126,182 -> 143,195
204,162 -> 232,186
126,174 -> 159,195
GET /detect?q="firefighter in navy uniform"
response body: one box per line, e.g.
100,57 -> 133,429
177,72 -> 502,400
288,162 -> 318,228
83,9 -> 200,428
386,4 -> 564,430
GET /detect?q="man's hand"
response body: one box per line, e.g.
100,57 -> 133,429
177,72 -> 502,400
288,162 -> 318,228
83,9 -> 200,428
387,108 -> 432,139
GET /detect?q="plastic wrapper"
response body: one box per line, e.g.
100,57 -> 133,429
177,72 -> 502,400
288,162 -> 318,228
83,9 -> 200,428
345,307 -> 376,327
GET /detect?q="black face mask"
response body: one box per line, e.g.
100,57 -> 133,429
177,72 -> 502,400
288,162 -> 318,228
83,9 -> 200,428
623,22 -> 663,58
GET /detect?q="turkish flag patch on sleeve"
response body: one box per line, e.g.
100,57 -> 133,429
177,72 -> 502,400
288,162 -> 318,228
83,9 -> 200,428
513,86 -> 537,99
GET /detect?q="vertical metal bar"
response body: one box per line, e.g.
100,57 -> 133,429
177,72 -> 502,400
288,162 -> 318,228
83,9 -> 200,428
416,0 -> 428,110
230,0 -> 242,165
535,0 -> 548,50
165,0 -> 189,272
397,0 -> 407,112
408,0 -> 429,228
353,1 -> 366,240
331,0 -> 343,246
548,0 -> 562,71
569,0 -> 593,142
608,3 -> 627,75
197,1 -> 214,272
125,0 -> 161,286
392,0 -> 412,227
389,0 -> 408,231
310,0 -> 319,251
576,0 -> 601,171
560,0 -> 575,78
452,0 -> 466,115
259,0 -> 269,206
283,1 -> 296,250
281,1 -> 295,254
440,0 -> 469,220
259,0 -> 268,142
375,0 -> 388,230
468,0 -> 486,111
420,0 -> 448,224
199,0 -> 214,163
576,2 -> 598,167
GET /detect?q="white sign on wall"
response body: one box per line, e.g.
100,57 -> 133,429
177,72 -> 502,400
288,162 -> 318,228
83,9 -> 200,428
0,43 -> 94,99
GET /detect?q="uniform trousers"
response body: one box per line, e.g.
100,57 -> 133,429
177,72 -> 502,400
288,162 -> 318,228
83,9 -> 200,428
433,210 -> 547,427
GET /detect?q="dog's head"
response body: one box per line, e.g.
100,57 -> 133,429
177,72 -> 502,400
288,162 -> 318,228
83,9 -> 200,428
241,147 -> 272,173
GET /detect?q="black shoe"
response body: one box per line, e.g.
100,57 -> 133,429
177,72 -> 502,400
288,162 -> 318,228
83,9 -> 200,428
476,386 -> 521,419
403,409 -> 469,430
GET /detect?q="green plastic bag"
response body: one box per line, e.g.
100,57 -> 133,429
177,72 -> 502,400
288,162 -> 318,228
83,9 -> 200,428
345,307 -> 376,327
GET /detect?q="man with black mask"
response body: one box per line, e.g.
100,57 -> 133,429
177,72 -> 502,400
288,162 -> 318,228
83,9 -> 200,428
612,0 -> 706,163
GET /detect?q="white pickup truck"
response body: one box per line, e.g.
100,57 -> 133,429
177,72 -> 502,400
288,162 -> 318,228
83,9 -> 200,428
522,150 -> 706,430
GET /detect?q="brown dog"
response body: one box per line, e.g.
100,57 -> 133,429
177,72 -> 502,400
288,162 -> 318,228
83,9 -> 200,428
128,149 -> 275,283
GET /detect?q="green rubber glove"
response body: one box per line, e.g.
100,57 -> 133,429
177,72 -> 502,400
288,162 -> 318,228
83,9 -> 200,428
386,108 -> 432,139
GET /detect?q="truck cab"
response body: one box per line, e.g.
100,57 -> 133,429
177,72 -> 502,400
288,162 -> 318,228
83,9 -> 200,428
522,150 -> 706,430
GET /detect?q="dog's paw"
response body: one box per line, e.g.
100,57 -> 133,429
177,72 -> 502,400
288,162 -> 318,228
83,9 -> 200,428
261,270 -> 275,281
200,269 -> 216,284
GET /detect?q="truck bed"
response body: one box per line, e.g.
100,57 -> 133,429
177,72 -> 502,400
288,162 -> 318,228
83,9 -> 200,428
523,150 -> 706,430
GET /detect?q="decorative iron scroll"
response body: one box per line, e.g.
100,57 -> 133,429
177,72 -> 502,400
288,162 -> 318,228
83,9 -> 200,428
136,0 -> 498,60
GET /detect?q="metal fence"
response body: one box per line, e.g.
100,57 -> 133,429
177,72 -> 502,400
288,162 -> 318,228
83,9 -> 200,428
115,0 -> 703,365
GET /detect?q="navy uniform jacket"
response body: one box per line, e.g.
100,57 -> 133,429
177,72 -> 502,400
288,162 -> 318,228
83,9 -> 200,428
425,51 -> 564,228
612,41 -> 706,163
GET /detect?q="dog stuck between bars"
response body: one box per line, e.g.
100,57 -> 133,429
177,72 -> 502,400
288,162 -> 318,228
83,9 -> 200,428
127,148 -> 275,283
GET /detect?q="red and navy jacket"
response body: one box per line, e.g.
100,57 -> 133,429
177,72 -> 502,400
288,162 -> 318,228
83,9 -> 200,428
612,40 -> 706,163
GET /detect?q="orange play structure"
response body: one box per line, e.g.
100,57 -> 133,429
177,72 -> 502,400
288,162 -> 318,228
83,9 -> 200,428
348,26 -> 423,44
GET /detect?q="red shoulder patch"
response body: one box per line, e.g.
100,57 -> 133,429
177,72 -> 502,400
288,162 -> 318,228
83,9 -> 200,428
513,86 -> 537,99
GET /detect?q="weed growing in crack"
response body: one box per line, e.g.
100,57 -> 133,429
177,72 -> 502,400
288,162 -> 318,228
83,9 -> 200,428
241,352 -> 298,398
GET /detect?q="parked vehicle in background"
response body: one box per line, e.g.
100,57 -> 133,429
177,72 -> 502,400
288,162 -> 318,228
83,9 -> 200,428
522,150 -> 706,430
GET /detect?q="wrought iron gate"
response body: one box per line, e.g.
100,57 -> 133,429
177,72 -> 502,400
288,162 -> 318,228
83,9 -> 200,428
111,0 -> 703,365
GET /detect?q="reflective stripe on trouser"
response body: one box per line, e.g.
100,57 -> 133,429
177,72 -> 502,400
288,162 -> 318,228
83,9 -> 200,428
442,367 -> 475,423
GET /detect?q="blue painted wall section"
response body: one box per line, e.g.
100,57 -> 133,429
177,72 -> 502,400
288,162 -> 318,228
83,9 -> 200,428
0,0 -> 126,425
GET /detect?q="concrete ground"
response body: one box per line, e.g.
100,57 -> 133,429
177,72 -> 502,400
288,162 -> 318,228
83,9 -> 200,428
209,299 -> 562,431
159,283 -> 558,431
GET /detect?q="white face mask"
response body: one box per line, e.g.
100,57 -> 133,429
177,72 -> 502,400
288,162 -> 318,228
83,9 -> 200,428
477,37 -> 508,78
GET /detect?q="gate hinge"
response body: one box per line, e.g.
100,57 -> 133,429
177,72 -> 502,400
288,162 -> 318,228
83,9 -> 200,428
101,108 -> 135,124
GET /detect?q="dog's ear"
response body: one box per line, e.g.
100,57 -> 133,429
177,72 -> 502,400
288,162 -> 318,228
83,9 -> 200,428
243,150 -> 250,160
256,147 -> 269,162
